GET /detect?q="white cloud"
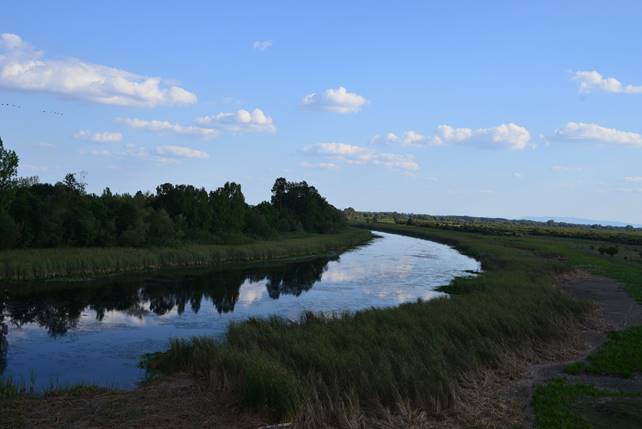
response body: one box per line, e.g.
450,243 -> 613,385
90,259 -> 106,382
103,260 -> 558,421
403,131 -> 426,145
300,161 -> 339,169
305,143 -> 418,171
253,40 -> 273,51
309,142 -> 369,157
433,123 -> 531,149
513,172 -> 523,179
156,145 -> 209,159
74,130 -> 122,143
301,86 -> 367,113
375,123 -> 531,150
553,122 -> 642,146
195,108 -> 276,133
125,144 -> 176,165
624,176 -> 642,182
0,33 -> 197,107
117,117 -> 218,138
169,86 -> 198,104
573,70 -> 642,94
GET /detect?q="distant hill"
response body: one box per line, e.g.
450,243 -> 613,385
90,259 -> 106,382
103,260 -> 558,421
523,217 -> 641,228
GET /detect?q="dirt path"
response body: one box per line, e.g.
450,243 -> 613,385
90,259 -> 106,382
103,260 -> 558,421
512,273 -> 642,426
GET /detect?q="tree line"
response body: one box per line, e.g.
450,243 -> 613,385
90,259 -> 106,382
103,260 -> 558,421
0,138 -> 346,249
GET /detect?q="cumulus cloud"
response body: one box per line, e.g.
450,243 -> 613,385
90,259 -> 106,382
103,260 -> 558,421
195,108 -> 276,133
433,123 -> 530,149
253,40 -> 273,51
374,123 -> 531,150
0,33 -> 197,107
552,122 -> 642,146
124,144 -> 176,165
124,144 -> 207,164
156,144 -> 209,159
381,132 -> 400,143
304,143 -> 418,171
300,161 -> 339,169
573,70 -> 642,94
117,117 -> 218,138
301,87 -> 367,113
624,176 -> 642,182
74,130 -> 122,143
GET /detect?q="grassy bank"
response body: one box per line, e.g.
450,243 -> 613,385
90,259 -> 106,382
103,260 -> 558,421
532,379 -> 642,429
144,222 -> 591,426
0,228 -> 372,281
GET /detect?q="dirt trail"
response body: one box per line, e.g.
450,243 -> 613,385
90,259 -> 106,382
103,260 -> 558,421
512,273 -> 642,426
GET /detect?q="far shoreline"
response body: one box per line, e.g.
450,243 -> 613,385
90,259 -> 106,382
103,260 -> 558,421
0,228 -> 373,283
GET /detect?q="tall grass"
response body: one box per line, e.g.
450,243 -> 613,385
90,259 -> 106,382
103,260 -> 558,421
145,223 -> 590,426
0,228 -> 372,281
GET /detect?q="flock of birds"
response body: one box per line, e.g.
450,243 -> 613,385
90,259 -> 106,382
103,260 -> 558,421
0,103 -> 64,116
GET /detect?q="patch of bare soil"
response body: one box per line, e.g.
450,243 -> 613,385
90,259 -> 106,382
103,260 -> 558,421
505,272 -> 642,427
17,376 -> 265,429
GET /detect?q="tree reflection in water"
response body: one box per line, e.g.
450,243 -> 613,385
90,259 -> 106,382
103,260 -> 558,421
0,256 -> 335,341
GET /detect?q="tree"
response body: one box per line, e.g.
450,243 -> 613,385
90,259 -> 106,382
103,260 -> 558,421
0,137 -> 18,192
61,173 -> 86,194
210,182 -> 247,233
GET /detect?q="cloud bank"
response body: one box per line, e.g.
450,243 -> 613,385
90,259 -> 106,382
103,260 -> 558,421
0,33 -> 197,107
373,123 -> 531,150
117,118 -> 218,138
305,143 -> 418,171
74,130 -> 122,143
553,122 -> 642,146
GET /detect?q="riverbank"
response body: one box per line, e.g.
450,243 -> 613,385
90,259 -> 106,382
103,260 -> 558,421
0,228 -> 373,281
140,223 -> 594,427
4,223 -> 642,428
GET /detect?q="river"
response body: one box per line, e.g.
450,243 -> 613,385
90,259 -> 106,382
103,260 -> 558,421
0,231 -> 480,390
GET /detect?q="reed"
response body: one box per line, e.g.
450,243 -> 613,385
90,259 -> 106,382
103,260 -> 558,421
0,228 -> 372,281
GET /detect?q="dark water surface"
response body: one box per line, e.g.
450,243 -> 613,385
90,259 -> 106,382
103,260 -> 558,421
0,231 -> 479,390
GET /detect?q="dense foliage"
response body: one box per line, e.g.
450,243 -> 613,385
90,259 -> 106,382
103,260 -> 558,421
0,139 -> 346,249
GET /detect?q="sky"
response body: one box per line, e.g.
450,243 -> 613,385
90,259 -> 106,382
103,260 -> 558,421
2,1 -> 642,224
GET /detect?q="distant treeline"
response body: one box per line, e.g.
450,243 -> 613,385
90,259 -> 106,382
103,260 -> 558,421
348,210 -> 642,245
0,138 -> 346,249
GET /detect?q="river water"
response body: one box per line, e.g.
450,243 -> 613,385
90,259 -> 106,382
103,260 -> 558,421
0,231 -> 480,390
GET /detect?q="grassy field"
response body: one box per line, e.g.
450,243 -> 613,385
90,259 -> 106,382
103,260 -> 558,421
143,222 -> 597,426
0,228 -> 372,281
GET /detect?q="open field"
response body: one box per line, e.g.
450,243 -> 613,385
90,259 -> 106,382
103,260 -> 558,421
0,228 -> 372,281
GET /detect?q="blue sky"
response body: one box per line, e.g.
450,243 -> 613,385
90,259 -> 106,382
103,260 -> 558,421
2,1 -> 642,223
